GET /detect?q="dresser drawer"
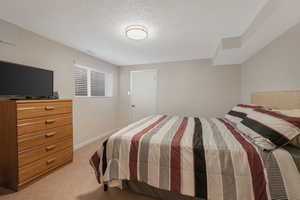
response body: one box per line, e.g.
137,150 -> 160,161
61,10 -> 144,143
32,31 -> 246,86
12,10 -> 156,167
17,114 -> 72,135
18,158 -> 47,184
18,125 -> 73,152
19,147 -> 73,184
17,101 -> 72,119
19,137 -> 73,167
45,147 -> 73,171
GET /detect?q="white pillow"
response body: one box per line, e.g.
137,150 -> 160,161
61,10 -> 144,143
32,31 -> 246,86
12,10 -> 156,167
274,109 -> 300,117
238,108 -> 300,150
225,104 -> 264,124
274,109 -> 300,148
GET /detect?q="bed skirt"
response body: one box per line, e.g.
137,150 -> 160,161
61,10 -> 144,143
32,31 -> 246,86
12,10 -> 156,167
123,180 -> 203,200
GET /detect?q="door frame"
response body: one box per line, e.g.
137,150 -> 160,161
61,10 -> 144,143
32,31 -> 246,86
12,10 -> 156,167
129,69 -> 158,122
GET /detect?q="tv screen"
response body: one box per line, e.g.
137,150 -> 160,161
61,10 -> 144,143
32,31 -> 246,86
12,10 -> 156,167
0,61 -> 53,97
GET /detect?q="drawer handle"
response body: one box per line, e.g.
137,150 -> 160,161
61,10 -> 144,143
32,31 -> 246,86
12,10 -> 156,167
46,145 -> 57,151
45,132 -> 56,137
45,119 -> 56,124
47,158 -> 57,164
45,106 -> 55,111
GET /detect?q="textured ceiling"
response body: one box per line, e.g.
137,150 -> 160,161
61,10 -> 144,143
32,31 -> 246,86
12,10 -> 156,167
0,0 -> 265,66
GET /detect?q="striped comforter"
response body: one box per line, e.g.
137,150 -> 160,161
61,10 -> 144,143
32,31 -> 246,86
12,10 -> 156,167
90,115 -> 300,200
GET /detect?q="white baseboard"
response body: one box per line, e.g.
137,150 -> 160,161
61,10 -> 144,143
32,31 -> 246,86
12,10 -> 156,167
74,128 -> 120,150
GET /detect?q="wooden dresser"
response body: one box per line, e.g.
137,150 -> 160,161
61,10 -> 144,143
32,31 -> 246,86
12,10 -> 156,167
0,99 -> 73,191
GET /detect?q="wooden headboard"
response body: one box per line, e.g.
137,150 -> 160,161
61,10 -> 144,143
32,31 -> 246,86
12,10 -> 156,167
251,90 -> 300,110
251,90 -> 300,146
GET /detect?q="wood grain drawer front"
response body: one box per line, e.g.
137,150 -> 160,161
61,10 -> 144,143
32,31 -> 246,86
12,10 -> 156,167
19,147 -> 73,184
17,114 -> 72,135
18,125 -> 73,152
17,102 -> 72,120
18,158 -> 47,184
45,147 -> 73,171
19,137 -> 73,167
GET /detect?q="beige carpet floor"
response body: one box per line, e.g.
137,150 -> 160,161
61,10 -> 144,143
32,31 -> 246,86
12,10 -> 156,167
0,141 -> 154,200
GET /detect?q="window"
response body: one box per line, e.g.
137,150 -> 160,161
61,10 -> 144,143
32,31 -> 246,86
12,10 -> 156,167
91,70 -> 105,96
73,65 -> 113,97
74,67 -> 88,96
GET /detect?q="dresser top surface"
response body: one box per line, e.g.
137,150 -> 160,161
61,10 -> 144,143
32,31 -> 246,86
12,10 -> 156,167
0,99 -> 72,104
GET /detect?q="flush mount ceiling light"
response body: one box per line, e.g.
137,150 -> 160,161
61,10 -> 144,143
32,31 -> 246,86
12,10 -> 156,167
126,25 -> 148,40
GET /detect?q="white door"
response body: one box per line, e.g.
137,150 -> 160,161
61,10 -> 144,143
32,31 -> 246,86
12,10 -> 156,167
130,70 -> 157,122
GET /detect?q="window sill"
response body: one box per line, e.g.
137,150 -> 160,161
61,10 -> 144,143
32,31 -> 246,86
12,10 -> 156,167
74,96 -> 113,99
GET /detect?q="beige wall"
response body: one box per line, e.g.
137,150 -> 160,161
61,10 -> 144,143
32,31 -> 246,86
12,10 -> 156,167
0,19 -> 244,143
242,22 -> 300,103
119,60 -> 241,127
0,19 -> 119,147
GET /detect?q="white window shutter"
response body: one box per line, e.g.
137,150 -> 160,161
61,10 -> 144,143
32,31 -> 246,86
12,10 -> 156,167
105,73 -> 113,97
74,67 -> 88,96
74,65 -> 113,97
91,71 -> 105,96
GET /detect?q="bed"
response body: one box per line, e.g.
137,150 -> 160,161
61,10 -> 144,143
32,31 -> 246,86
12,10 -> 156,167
90,91 -> 300,200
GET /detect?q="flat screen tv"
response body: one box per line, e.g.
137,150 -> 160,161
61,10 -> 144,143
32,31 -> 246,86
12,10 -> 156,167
0,61 -> 53,98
